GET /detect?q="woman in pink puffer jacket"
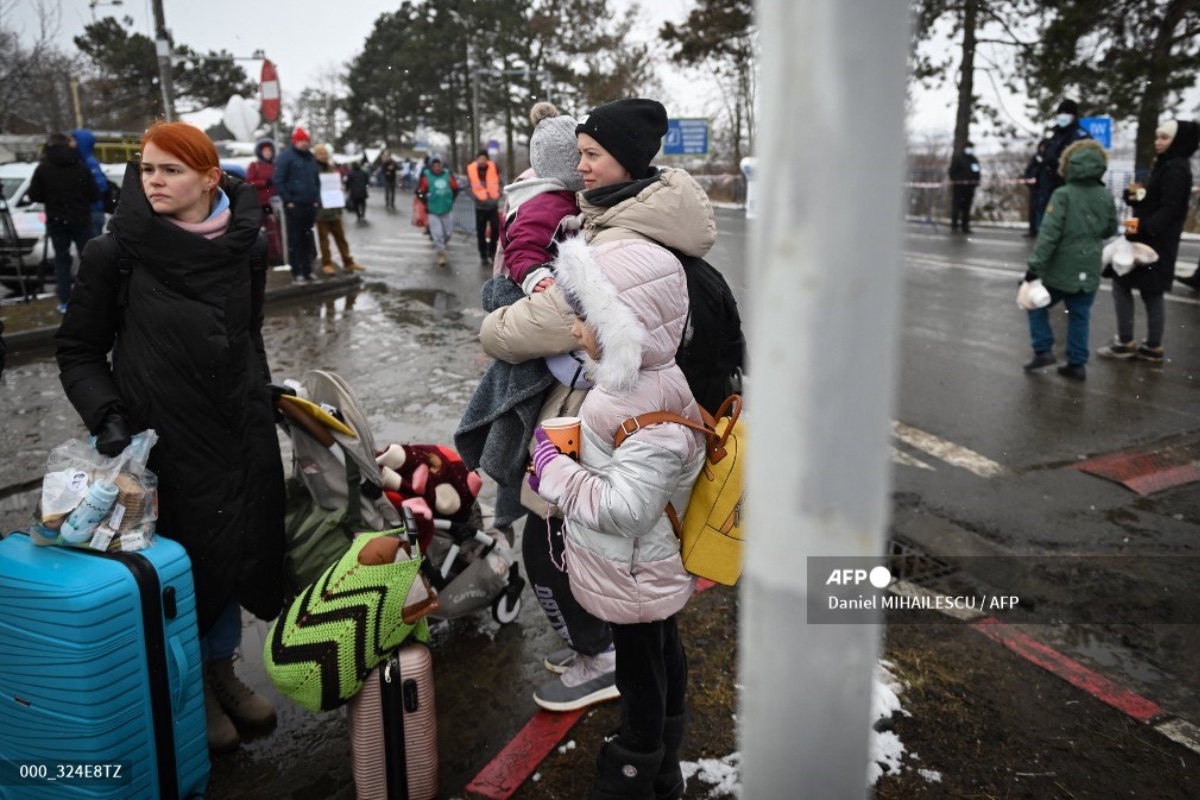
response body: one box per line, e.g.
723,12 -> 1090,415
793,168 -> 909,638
529,98 -> 714,800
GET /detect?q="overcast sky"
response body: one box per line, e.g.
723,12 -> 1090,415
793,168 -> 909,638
11,0 -> 699,110
9,0 -> 1006,144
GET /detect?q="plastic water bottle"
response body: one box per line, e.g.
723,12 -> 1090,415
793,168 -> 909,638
60,480 -> 119,544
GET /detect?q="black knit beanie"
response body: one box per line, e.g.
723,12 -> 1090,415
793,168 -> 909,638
1056,99 -> 1079,116
575,98 -> 669,179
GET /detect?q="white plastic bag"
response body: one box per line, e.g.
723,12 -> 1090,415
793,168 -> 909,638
1016,279 -> 1051,311
1102,237 -> 1158,277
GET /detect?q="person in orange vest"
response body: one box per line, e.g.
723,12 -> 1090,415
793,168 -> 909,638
467,148 -> 502,266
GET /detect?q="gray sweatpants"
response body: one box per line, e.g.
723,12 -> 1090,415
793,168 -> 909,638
428,213 -> 453,253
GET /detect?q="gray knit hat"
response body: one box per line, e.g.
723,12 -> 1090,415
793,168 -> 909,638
529,102 -> 584,192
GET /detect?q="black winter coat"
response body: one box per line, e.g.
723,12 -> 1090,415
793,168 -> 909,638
1040,123 -> 1092,196
948,152 -> 980,186
54,163 -> 286,635
28,144 -> 100,224
1123,121 -> 1200,294
345,167 -> 370,200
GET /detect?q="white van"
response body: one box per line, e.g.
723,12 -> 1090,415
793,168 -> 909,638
0,161 -> 53,295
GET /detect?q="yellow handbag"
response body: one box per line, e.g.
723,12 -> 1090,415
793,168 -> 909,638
614,396 -> 745,586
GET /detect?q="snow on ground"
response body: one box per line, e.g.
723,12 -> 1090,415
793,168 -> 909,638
868,659 -> 911,786
677,660 -> 918,798
683,751 -> 742,798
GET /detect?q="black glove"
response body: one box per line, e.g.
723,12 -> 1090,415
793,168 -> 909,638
1023,271 -> 1038,283
95,412 -> 133,458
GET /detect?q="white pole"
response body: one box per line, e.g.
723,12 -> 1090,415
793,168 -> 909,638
740,0 -> 910,796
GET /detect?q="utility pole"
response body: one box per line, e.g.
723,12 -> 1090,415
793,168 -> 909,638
68,76 -> 83,129
742,0 -> 908,796
151,0 -> 175,121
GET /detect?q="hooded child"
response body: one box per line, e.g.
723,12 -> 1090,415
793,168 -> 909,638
1022,139 -> 1118,380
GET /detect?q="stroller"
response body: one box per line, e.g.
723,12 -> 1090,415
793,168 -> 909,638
374,441 -> 525,625
277,370 -> 524,625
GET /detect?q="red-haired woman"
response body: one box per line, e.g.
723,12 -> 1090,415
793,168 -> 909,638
55,121 -> 285,752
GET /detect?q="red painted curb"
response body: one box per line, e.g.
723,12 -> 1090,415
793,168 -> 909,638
970,617 -> 1164,724
465,579 -> 720,798
465,709 -> 585,799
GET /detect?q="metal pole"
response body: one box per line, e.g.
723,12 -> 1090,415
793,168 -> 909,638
741,0 -> 909,796
472,70 -> 481,155
151,0 -> 174,121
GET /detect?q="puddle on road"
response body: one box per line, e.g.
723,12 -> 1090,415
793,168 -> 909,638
1054,625 -> 1171,685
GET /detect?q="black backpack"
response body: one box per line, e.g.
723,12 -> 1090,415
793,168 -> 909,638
672,251 -> 746,414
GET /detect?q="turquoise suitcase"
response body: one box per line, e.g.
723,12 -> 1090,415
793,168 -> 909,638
0,532 -> 209,799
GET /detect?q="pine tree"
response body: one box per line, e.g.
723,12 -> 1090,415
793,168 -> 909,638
1020,0 -> 1200,172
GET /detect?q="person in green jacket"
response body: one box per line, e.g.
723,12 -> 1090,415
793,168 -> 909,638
416,154 -> 460,265
1021,139 -> 1118,381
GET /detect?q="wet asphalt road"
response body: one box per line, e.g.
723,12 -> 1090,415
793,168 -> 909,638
2,204 -> 1200,796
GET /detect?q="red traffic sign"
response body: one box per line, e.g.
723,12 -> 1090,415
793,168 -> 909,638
260,59 -> 280,122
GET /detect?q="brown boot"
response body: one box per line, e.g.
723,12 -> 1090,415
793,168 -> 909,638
344,261 -> 366,272
204,683 -> 240,752
321,263 -> 336,277
205,657 -> 277,728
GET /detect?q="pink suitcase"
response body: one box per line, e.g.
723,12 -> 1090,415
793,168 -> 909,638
348,641 -> 439,800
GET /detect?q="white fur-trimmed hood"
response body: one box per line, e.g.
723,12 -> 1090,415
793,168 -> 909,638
552,234 -> 689,391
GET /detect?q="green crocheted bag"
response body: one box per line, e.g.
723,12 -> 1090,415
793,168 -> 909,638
264,530 -> 429,712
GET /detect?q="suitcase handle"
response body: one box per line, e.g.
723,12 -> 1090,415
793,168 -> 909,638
168,636 -> 190,714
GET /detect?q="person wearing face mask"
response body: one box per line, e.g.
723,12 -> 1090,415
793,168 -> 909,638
1035,99 -> 1092,230
947,140 -> 981,234
55,122 -> 287,752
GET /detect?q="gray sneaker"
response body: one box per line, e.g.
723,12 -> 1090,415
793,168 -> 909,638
543,647 -> 577,675
533,648 -> 619,711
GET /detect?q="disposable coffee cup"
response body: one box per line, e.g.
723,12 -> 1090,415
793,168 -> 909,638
1126,218 -> 1139,235
541,417 -> 582,461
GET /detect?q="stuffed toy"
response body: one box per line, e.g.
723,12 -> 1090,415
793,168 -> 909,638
376,444 -> 484,545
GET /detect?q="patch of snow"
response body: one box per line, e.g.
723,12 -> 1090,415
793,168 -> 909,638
868,660 -> 911,787
682,752 -> 741,798
918,768 -> 943,783
557,740 -> 576,755
867,730 -> 905,785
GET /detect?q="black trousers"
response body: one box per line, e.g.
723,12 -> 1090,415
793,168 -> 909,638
611,616 -> 688,753
951,185 -> 975,231
522,515 -> 612,657
284,203 -> 317,277
475,206 -> 500,260
384,182 -> 396,209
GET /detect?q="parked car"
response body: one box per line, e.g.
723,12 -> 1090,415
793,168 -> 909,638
0,161 -> 51,297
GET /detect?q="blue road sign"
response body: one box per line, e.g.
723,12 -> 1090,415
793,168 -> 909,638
663,118 -> 709,156
1080,116 -> 1112,149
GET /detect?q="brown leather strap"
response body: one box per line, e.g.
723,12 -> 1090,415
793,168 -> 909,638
614,411 -> 712,448
665,503 -> 682,538
613,395 -> 742,463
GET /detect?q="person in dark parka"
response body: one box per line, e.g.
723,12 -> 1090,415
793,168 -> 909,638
1098,119 -> 1199,364
1036,99 -> 1092,229
947,140 -> 981,233
27,132 -> 100,311
54,122 -> 285,752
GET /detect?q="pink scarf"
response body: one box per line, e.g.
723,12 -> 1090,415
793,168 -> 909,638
167,208 -> 231,240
